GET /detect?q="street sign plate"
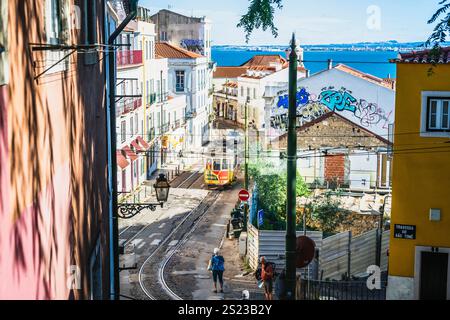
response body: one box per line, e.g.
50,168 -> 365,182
238,189 -> 250,202
394,224 -> 416,240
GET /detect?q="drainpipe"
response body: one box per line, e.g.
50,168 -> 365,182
107,0 -> 139,301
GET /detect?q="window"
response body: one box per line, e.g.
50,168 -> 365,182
121,121 -> 126,143
422,92 -> 450,136
240,86 -> 244,97
46,0 -> 63,44
130,116 -> 133,137
247,88 -> 250,99
427,98 -> 449,131
253,88 -> 257,99
45,0 -> 69,72
176,70 -> 185,92
135,114 -> 139,134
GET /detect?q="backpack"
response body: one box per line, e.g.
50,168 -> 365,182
254,262 -> 277,281
211,255 -> 225,271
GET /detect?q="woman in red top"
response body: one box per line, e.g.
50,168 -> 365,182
260,256 -> 274,300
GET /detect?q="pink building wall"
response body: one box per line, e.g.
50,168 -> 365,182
0,1 -> 111,299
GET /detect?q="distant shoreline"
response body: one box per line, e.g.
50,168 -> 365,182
212,42 -> 450,53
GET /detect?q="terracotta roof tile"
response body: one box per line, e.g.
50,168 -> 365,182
391,46 -> 450,64
241,54 -> 287,67
155,42 -> 204,59
335,64 -> 394,89
213,67 -> 248,79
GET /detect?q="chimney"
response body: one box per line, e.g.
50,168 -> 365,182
306,69 -> 310,78
327,59 -> 333,70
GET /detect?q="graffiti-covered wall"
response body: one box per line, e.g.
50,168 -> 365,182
268,67 -> 395,139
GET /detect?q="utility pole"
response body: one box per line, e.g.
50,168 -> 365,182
285,33 -> 298,300
243,96 -> 250,231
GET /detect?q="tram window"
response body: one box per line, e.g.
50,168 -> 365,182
213,160 -> 221,171
222,159 -> 228,170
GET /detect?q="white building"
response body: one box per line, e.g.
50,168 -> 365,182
156,42 -> 211,154
265,63 -> 396,190
151,9 -> 212,62
116,6 -> 188,198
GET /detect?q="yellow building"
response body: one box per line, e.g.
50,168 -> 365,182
387,47 -> 450,300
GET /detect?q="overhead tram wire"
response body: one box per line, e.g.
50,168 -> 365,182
126,145 -> 450,160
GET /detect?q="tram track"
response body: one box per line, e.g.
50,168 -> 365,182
138,190 -> 220,300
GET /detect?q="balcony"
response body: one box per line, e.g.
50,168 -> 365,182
117,50 -> 143,67
117,97 -> 142,116
185,110 -> 197,120
161,123 -> 170,134
147,93 -> 157,106
147,128 -> 156,142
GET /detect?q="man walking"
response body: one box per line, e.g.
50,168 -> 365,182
208,248 -> 225,293
260,256 -> 274,300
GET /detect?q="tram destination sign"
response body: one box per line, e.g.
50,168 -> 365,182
394,224 -> 416,240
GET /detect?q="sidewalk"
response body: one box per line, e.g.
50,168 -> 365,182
165,177 -> 266,300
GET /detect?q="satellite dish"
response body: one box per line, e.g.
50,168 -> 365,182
295,236 -> 316,268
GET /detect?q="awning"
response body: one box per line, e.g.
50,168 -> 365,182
116,151 -> 130,169
136,136 -> 150,150
122,146 -> 138,162
131,139 -> 145,152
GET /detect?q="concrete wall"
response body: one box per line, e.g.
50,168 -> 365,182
0,0 -> 110,299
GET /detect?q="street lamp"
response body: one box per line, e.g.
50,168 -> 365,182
154,173 -> 170,202
117,173 -> 171,219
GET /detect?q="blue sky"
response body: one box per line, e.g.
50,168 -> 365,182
140,0 -> 440,45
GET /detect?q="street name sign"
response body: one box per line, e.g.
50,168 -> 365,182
394,224 -> 416,240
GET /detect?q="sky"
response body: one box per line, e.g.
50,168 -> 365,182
140,0 -> 441,45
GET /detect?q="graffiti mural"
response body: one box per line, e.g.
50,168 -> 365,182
180,39 -> 204,55
319,88 -> 357,113
354,100 -> 392,129
277,88 -> 310,109
271,86 -> 393,133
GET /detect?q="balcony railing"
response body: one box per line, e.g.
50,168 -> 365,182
147,128 -> 156,142
117,97 -> 142,116
147,93 -> 157,106
117,50 -> 143,67
160,123 -> 170,134
185,110 -> 197,120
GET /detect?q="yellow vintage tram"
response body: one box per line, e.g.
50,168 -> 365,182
204,130 -> 242,187
204,157 -> 237,187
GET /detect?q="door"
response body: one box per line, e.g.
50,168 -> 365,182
419,252 -> 448,300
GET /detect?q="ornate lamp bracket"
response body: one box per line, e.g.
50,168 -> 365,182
117,202 -> 163,219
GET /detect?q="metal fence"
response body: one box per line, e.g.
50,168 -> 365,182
247,224 -> 323,272
297,278 -> 387,300
319,229 -> 390,280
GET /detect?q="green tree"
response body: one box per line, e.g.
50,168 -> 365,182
248,160 -> 309,229
237,0 -> 283,43
306,192 -> 347,235
426,0 -> 450,48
